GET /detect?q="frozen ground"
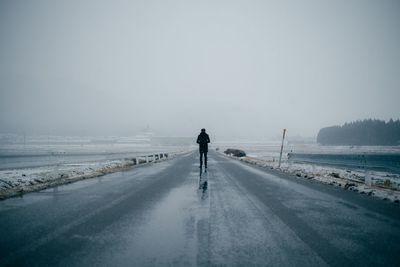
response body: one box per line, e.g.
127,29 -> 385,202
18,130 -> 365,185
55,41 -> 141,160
2,151 -> 400,266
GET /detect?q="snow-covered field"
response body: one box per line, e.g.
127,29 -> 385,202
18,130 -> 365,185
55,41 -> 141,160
0,151 -> 191,200
0,134 -> 193,200
216,141 -> 400,161
2,135 -> 399,202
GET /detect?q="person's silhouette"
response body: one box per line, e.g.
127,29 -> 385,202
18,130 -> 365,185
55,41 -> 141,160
197,128 -> 210,169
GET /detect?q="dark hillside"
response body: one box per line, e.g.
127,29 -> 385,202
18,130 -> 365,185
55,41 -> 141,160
317,119 -> 400,145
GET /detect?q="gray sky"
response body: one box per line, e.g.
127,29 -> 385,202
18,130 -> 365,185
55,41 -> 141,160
1,0 -> 399,139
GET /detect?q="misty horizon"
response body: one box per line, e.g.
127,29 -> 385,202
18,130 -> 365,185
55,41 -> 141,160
1,0 -> 399,140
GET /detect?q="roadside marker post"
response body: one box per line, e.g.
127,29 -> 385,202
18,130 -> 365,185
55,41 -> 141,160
278,129 -> 287,168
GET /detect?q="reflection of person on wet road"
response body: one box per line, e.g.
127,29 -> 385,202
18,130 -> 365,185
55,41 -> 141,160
196,128 -> 210,169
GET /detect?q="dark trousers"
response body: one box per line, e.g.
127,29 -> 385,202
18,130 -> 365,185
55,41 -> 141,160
200,151 -> 207,167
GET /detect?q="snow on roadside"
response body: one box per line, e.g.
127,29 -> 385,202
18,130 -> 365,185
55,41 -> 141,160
0,151 -> 190,200
222,153 -> 400,203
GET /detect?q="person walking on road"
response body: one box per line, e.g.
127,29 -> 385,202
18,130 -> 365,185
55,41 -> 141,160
197,128 -> 210,169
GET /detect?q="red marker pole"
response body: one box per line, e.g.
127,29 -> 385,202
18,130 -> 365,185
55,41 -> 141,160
278,129 -> 287,168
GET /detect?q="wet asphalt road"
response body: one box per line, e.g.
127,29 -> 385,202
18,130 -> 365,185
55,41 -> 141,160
0,151 -> 400,267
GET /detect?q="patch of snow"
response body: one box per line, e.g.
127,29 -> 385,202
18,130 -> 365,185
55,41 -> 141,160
0,151 -> 191,200
222,153 -> 400,203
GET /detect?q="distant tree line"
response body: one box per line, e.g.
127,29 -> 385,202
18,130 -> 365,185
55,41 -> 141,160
317,119 -> 400,146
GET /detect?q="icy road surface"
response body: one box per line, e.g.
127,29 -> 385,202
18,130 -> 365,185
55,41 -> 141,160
0,151 -> 399,266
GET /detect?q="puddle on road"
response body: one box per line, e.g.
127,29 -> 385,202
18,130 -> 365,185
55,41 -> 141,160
97,166 -> 211,266
198,169 -> 208,199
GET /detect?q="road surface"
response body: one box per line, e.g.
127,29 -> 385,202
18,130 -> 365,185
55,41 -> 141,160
0,151 -> 399,266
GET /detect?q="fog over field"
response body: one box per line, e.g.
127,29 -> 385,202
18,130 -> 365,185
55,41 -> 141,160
0,0 -> 399,140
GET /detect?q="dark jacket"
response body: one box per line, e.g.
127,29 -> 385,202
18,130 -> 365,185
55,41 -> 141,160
197,132 -> 210,152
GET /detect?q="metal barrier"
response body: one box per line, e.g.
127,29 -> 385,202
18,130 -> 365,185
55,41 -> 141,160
134,153 -> 169,165
287,153 -> 400,174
